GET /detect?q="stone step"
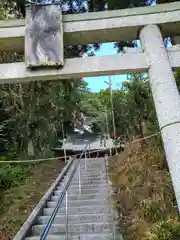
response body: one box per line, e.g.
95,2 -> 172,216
70,177 -> 107,182
80,167 -> 105,172
47,198 -> 109,208
58,188 -> 108,196
58,183 -> 109,194
72,174 -> 105,179
75,162 -> 105,167
43,205 -> 111,216
79,164 -> 105,167
68,179 -> 108,185
62,177 -> 106,185
38,213 -> 113,224
80,163 -> 104,167
26,232 -> 117,240
80,158 -> 104,161
80,159 -> 104,162
79,170 -> 105,174
74,169 -> 104,173
69,177 -> 107,182
32,222 -> 113,235
65,170 -> 106,176
50,191 -> 109,201
51,193 -> 109,202
78,170 -> 105,174
76,172 -> 105,177
56,183 -> 108,192
54,187 -> 108,196
80,162 -> 105,166
59,182 -> 108,188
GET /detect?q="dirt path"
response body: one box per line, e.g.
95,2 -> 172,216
0,160 -> 64,240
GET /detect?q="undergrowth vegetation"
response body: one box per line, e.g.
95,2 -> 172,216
0,158 -> 32,191
0,160 -> 64,240
0,165 -> 27,190
0,157 -> 36,214
109,140 -> 180,240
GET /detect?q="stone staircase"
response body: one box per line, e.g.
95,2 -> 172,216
15,157 -> 122,240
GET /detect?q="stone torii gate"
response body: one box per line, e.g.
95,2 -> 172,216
1,2 -> 180,212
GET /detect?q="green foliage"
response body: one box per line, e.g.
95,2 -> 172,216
0,165 -> 27,190
0,79 -> 89,159
93,74 -> 158,140
0,6 -> 7,20
147,218 -> 180,240
140,198 -> 164,222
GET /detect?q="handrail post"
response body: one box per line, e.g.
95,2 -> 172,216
65,189 -> 68,240
78,164 -> 81,195
62,121 -> 67,163
85,147 -> 87,171
104,154 -> 108,179
113,218 -> 116,240
89,143 -> 90,158
109,144 -> 112,157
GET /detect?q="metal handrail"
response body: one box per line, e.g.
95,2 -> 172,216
40,143 -> 90,240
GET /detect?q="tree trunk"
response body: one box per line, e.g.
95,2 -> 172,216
138,117 -> 148,149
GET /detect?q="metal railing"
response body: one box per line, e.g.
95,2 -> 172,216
40,142 -> 90,240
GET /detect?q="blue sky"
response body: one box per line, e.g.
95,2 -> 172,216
84,33 -> 171,92
83,0 -> 158,92
84,42 -> 127,92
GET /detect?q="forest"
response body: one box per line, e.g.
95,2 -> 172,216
0,0 -> 180,239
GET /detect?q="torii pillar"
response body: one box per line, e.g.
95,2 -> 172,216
140,24 -> 180,212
